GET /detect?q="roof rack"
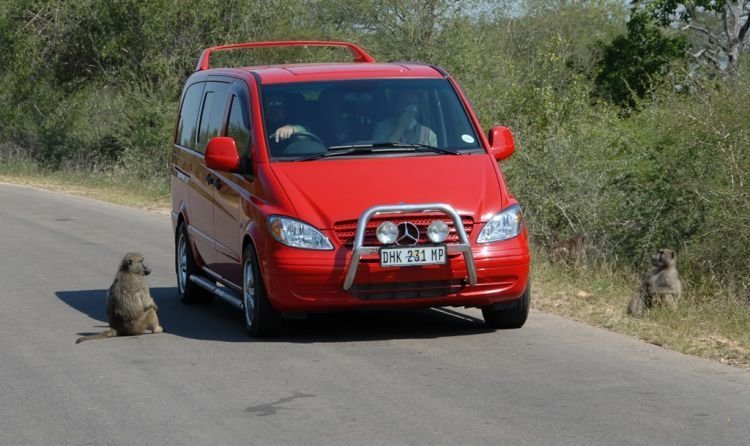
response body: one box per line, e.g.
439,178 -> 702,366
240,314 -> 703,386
195,40 -> 376,71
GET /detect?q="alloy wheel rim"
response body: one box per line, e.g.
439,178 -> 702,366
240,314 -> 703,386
243,258 -> 256,328
177,233 -> 187,293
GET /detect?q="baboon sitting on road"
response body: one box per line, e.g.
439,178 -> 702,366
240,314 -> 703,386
627,248 -> 682,317
76,252 -> 164,343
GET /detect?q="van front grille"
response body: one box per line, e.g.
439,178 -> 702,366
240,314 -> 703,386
333,213 -> 474,248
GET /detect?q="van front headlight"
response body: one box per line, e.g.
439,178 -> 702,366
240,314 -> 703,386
268,216 -> 333,250
477,204 -> 524,243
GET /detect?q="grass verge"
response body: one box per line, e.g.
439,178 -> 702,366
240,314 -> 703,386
0,160 -> 170,211
1,161 -> 747,369
532,252 -> 750,368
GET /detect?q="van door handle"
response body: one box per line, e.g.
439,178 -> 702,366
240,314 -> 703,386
206,174 -> 222,190
174,167 -> 190,184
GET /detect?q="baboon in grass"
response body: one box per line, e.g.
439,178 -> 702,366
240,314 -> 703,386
76,252 -> 163,343
627,248 -> 682,317
551,234 -> 585,264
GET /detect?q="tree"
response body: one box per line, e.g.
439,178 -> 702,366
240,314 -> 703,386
594,10 -> 686,108
315,0 -> 479,62
646,0 -> 750,74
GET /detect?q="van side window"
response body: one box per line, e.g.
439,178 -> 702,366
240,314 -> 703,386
196,81 -> 230,152
176,82 -> 205,149
226,95 -> 251,156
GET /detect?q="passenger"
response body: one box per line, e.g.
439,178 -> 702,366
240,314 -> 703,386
373,91 -> 437,146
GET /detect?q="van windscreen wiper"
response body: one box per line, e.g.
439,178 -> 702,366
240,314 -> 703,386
294,146 -> 375,162
295,142 -> 461,161
370,142 -> 461,156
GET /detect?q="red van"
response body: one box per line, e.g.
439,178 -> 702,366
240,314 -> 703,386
171,41 -> 530,336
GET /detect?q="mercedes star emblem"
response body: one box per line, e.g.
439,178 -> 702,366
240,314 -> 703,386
396,222 -> 420,246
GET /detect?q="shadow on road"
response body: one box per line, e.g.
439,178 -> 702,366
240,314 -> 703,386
57,287 -> 493,343
57,287 -> 248,342
280,308 -> 491,343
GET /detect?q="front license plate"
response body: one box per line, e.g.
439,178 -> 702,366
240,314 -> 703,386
380,246 -> 447,267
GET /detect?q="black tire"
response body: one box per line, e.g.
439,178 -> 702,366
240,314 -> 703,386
482,283 -> 531,330
242,243 -> 285,337
175,222 -> 214,304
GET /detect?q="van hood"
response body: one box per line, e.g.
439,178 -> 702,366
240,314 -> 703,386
270,154 -> 504,229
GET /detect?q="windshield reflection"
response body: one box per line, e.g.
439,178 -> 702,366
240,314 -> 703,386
260,79 -> 482,160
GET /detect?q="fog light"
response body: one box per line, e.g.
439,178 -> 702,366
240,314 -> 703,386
427,220 -> 449,243
376,221 -> 398,244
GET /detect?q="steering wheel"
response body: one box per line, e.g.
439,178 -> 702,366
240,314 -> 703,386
268,130 -> 325,147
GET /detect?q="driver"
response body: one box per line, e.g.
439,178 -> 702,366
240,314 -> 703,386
264,92 -> 310,143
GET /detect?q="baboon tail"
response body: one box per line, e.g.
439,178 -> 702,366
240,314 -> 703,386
627,293 -> 645,317
76,329 -> 117,344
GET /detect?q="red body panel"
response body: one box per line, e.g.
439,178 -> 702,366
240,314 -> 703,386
268,154 -> 506,228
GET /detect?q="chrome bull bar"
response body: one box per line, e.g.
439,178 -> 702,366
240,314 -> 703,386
342,203 -> 477,291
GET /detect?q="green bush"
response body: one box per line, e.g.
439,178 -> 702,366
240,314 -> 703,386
622,77 -> 750,294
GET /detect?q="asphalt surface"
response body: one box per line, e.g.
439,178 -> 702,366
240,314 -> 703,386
0,182 -> 748,446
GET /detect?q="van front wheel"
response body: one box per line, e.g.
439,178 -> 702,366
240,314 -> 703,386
242,244 -> 285,337
482,284 -> 530,329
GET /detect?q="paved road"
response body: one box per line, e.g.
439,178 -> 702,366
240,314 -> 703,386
0,182 -> 748,446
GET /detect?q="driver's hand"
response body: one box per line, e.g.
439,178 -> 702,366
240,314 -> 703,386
274,125 -> 296,142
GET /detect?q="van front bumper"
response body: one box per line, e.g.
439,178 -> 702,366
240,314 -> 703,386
262,232 -> 530,312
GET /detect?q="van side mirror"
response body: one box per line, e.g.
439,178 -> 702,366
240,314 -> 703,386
205,137 -> 241,172
488,126 -> 515,161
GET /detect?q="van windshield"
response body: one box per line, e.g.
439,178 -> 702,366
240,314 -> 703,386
260,78 -> 482,160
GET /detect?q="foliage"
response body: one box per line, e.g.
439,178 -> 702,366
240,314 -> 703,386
0,0 -> 320,174
643,0 -> 750,74
0,0 -> 748,300
646,0 -> 726,26
622,73 -> 750,289
594,10 -> 687,108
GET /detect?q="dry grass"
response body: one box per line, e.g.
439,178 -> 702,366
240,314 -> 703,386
532,249 -> 750,369
0,162 -> 169,211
